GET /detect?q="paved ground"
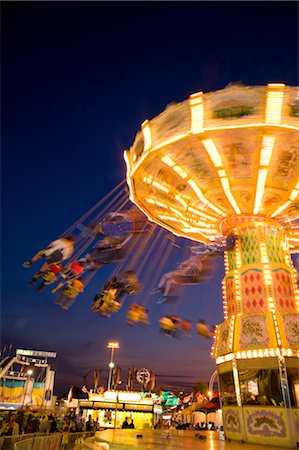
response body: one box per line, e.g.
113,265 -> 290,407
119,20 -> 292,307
80,429 -> 295,450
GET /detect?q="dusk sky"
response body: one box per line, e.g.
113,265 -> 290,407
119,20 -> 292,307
2,1 -> 298,396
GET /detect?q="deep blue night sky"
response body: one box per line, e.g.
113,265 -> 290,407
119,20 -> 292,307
2,1 -> 298,396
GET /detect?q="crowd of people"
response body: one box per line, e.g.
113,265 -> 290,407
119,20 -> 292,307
0,409 -> 100,439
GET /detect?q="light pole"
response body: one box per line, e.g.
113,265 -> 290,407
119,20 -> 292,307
107,342 -> 119,391
22,366 -> 34,407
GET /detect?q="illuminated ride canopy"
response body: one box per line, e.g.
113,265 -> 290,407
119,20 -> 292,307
125,83 -> 298,247
124,84 -> 299,447
124,83 -> 299,351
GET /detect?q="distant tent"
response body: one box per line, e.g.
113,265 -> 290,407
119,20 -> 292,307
196,393 -> 220,413
193,393 -> 222,428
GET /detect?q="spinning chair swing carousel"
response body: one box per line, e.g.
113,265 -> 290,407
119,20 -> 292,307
124,83 -> 299,447
24,83 -> 299,447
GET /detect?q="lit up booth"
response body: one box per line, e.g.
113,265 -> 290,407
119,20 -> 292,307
0,349 -> 57,409
79,391 -> 155,430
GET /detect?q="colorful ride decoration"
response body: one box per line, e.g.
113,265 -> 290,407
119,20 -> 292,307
125,83 -> 299,448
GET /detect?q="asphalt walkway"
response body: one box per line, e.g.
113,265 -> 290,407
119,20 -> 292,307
78,429 -> 294,450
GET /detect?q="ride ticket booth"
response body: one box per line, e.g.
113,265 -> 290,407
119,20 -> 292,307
79,391 -> 154,430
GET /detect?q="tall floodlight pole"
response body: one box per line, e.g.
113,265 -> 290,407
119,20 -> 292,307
22,367 -> 33,407
107,342 -> 119,391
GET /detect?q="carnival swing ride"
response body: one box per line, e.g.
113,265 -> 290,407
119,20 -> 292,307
23,82 -> 299,446
23,83 -> 299,346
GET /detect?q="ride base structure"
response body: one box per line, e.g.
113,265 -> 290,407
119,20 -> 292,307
124,83 -> 299,448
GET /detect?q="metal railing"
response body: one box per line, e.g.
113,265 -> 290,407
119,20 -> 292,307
0,431 -> 95,450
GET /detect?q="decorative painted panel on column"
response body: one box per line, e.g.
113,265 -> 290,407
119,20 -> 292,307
241,269 -> 268,313
281,313 -> 299,348
273,269 -> 296,313
265,228 -> 285,263
239,314 -> 270,349
214,320 -> 231,357
241,228 -> 260,265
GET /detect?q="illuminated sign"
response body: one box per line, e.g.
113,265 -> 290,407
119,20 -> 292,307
79,402 -> 93,408
93,402 -> 122,409
103,391 -> 117,401
125,404 -> 152,412
118,392 -> 142,402
16,349 -> 57,358
153,405 -> 163,414
162,414 -> 172,420
103,391 -> 143,402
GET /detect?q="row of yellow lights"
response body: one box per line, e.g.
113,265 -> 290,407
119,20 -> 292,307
187,206 -> 218,222
144,153 -> 226,239
161,154 -> 225,218
289,234 -> 299,242
175,195 -> 188,209
141,182 -> 211,240
272,311 -> 282,346
181,227 -> 219,235
216,347 -> 299,364
259,242 -> 275,311
253,136 -> 276,214
169,204 -> 217,230
161,155 -> 188,179
285,213 -> 299,223
234,238 -> 242,314
290,269 -> 299,312
189,92 -> 204,133
143,175 -> 169,193
186,217 -> 216,229
210,324 -> 218,358
223,251 -> 230,274
271,181 -> 299,218
228,316 -> 235,352
234,270 -> 242,314
222,278 -> 228,320
187,179 -> 225,216
141,119 -> 152,151
125,152 -> 209,241
158,214 -> 181,224
264,84 -> 285,124
145,198 -> 168,209
222,252 -> 230,320
201,138 -> 241,215
157,211 -> 208,232
147,190 -> 220,225
153,201 -> 218,234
